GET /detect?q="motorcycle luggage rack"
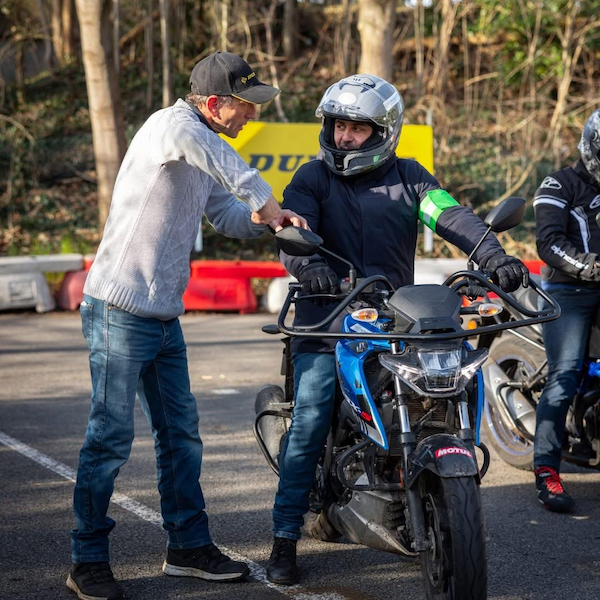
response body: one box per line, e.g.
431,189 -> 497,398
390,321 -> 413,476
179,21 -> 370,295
277,272 -> 560,342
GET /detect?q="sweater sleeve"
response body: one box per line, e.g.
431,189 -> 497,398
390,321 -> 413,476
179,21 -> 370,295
160,120 -> 272,212
204,184 -> 268,239
534,172 -> 597,277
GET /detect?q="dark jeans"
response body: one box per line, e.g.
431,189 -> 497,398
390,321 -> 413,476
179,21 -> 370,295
71,295 -> 210,563
534,284 -> 600,471
272,352 -> 336,540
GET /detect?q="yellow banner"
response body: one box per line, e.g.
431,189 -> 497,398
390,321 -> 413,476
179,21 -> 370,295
223,123 -> 434,201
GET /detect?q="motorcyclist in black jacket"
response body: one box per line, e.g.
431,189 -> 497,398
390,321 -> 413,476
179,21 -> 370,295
266,74 -> 529,585
533,108 -> 600,512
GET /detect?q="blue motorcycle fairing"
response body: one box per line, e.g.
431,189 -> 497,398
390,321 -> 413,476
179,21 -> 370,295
587,360 -> 600,378
464,340 -> 484,446
335,315 -> 391,449
404,433 -> 479,490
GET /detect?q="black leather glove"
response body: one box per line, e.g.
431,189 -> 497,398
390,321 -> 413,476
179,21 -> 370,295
482,253 -> 529,292
297,262 -> 340,295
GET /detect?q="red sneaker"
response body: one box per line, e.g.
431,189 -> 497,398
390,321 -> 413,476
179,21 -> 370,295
534,466 -> 575,513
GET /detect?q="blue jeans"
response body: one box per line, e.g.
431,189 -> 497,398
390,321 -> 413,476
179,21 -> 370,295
71,295 -> 210,563
272,352 -> 336,540
534,284 -> 600,471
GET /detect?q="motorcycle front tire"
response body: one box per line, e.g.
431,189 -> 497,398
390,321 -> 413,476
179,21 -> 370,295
420,475 -> 487,600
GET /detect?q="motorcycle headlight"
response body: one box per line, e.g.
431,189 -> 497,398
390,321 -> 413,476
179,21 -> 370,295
417,349 -> 461,392
378,347 -> 488,397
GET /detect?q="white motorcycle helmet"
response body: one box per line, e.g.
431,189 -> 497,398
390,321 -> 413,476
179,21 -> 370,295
578,109 -> 600,187
315,74 -> 404,177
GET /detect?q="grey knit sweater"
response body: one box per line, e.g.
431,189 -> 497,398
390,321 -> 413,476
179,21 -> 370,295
84,99 -> 271,320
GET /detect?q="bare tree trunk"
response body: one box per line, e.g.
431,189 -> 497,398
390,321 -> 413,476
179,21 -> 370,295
262,0 -> 288,122
461,7 -> 471,142
15,39 -> 25,105
357,0 -> 394,80
282,0 -> 298,60
176,0 -> 186,72
516,0 -> 542,115
47,0 -> 76,64
549,1 -> 593,166
36,0 -> 54,69
220,0 -> 229,51
61,0 -> 76,59
414,0 -> 424,97
240,0 -> 253,60
159,0 -> 174,107
145,0 -> 154,110
50,0 -> 63,62
74,0 -> 127,231
334,0 -> 352,76
429,0 -> 459,99
113,0 -> 120,73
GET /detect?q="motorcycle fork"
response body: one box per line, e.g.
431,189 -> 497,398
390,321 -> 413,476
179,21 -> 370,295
390,342 -> 428,552
390,344 -> 479,553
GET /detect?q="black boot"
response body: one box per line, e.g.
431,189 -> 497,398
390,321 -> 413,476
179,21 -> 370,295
266,537 -> 300,585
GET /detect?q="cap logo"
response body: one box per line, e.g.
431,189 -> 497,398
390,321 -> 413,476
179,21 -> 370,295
241,72 -> 256,85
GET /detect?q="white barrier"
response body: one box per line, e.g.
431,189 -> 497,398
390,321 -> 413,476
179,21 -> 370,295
0,254 -> 83,313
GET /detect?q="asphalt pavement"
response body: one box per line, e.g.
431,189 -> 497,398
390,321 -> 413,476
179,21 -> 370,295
1,311 -> 599,600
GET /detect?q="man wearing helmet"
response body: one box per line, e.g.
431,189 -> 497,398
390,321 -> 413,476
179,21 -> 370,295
532,108 -> 600,513
266,74 -> 529,585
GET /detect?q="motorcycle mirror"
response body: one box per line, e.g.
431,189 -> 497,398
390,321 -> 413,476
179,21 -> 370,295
275,226 -> 323,256
484,196 -> 526,232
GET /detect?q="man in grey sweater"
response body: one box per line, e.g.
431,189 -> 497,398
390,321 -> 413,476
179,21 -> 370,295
67,51 -> 306,600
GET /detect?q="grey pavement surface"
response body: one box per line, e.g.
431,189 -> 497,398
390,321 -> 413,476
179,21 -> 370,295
1,311 -> 599,600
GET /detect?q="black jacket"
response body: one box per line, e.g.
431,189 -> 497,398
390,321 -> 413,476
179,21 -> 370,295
534,160 -> 600,287
281,157 -> 505,353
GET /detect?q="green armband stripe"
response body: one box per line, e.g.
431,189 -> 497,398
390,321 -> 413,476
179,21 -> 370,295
419,189 -> 460,232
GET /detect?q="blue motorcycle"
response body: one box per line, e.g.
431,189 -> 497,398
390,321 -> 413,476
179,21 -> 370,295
255,197 -> 560,600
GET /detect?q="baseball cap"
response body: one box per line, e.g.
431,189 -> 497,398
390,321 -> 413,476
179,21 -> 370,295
189,51 -> 280,105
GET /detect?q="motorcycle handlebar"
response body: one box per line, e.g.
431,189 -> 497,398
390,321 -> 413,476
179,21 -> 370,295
276,270 -> 560,341
444,270 -> 559,319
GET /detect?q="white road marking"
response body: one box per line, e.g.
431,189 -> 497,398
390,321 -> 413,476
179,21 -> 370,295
211,388 -> 239,395
0,430 -> 347,600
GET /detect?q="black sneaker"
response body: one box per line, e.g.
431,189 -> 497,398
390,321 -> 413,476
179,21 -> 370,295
162,543 -> 249,581
266,537 -> 300,586
66,562 -> 124,600
535,466 -> 575,513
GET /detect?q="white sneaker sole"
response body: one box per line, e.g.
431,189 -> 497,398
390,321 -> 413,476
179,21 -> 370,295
162,561 -> 249,581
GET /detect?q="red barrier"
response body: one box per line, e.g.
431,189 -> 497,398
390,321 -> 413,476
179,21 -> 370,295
56,259 -> 290,314
54,255 -> 96,311
183,260 -> 288,314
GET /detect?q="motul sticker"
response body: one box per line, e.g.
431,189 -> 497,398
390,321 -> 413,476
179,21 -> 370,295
540,176 -> 562,190
435,447 -> 473,459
